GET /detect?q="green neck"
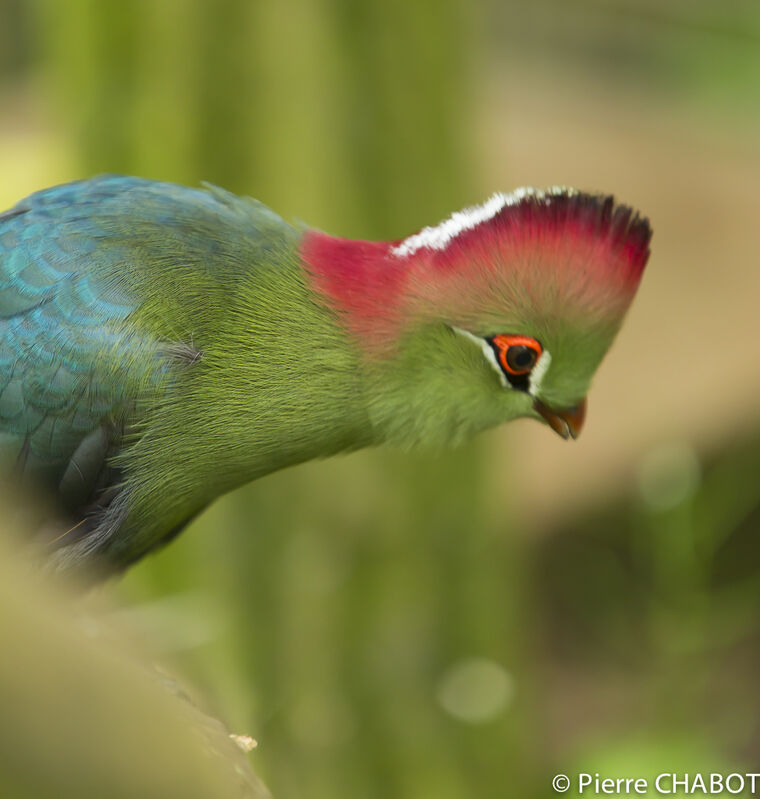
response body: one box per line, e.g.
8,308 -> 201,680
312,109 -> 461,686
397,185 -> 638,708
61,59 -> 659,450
121,252 -> 374,554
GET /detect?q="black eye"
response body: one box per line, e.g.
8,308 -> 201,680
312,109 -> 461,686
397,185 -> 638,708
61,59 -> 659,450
506,345 -> 538,374
489,334 -> 543,381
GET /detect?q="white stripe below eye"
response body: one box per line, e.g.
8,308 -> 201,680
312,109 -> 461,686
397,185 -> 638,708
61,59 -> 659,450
452,327 -> 507,387
453,326 -> 552,396
528,350 -> 552,397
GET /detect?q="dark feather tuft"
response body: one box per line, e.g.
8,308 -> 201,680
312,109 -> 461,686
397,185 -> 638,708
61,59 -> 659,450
490,188 -> 652,277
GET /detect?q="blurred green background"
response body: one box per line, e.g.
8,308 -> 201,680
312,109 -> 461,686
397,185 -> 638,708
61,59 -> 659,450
2,1 -> 760,796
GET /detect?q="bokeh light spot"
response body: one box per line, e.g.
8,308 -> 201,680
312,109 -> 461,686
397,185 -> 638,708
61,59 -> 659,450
636,442 -> 702,512
435,657 -> 515,724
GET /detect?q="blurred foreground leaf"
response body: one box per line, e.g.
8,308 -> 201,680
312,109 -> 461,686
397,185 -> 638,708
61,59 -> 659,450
0,524 -> 271,799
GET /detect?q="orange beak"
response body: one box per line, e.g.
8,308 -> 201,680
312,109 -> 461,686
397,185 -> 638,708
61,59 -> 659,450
533,397 -> 587,440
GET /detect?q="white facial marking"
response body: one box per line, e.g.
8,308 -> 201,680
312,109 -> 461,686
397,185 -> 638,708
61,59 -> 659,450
528,350 -> 552,397
453,327 -> 552,396
452,327 -> 507,387
391,186 -> 575,258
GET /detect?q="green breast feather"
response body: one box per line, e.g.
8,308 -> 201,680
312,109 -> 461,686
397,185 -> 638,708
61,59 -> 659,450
0,176 -> 364,570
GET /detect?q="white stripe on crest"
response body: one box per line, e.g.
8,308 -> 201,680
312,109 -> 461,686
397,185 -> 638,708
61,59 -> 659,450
391,186 -> 574,258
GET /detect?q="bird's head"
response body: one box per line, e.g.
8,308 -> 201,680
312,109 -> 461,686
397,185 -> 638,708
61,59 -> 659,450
302,188 -> 651,447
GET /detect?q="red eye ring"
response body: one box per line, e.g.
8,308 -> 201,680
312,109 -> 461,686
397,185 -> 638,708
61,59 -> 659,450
491,334 -> 543,376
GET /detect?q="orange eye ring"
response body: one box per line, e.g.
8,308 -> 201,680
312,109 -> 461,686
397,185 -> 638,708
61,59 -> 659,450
490,334 -> 543,376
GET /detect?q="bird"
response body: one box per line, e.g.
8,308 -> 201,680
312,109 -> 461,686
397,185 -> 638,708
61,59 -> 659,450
0,176 -> 651,575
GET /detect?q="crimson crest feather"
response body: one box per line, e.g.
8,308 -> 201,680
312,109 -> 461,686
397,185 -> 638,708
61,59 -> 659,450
303,187 -> 651,356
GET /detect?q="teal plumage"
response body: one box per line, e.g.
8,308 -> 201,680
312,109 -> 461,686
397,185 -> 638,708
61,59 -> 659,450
0,177 -> 650,574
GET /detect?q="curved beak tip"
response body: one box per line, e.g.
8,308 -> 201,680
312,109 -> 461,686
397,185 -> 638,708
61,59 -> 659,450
533,397 -> 587,441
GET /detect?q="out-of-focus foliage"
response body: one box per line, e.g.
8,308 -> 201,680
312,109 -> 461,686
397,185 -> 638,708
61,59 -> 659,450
33,0 -> 471,236
0,508 -> 270,799
1,0 -> 759,796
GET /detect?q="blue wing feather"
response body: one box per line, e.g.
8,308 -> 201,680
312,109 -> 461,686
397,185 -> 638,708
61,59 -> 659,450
0,175 -> 295,492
